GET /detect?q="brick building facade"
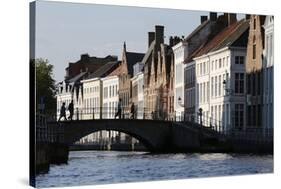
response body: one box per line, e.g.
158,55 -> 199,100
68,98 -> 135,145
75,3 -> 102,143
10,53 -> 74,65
143,25 -> 177,120
245,15 -> 266,128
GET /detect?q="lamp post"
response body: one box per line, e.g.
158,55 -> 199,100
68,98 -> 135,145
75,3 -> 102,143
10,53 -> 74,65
222,71 -> 233,132
198,108 -> 203,126
223,71 -> 233,96
177,96 -> 185,121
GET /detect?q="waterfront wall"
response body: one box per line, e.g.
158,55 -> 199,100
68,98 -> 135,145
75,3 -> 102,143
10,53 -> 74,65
70,143 -> 147,152
36,143 -> 69,174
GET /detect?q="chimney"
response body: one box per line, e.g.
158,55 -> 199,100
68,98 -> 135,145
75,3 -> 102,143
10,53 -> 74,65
210,12 -> 217,21
229,13 -> 237,25
224,13 -> 237,26
155,25 -> 164,51
81,54 -> 89,61
201,16 -> 208,23
148,32 -> 155,47
169,36 -> 174,47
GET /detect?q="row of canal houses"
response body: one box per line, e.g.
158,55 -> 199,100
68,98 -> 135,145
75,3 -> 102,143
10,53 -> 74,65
56,12 -> 274,144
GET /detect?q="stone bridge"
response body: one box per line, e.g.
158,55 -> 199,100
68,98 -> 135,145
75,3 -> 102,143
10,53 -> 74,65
48,119 -> 222,153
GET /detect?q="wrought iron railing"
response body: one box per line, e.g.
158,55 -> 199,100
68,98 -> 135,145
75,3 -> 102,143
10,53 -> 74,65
56,106 -> 177,121
36,113 -> 64,143
52,106 -> 273,142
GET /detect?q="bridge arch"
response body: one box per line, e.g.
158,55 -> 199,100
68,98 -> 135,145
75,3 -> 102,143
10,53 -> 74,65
60,119 -> 173,152
70,128 -> 156,151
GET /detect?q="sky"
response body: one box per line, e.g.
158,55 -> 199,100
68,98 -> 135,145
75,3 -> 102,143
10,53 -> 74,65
35,1 -> 244,82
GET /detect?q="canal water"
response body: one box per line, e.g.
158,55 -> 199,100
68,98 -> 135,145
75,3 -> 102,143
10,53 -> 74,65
36,151 -> 273,188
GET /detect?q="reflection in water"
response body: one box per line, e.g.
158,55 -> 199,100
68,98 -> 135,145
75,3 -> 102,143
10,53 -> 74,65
36,151 -> 273,188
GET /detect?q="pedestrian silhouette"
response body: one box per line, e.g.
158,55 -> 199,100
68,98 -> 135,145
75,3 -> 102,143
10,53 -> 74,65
68,100 -> 74,121
58,102 -> 67,121
130,103 -> 135,119
115,99 -> 122,119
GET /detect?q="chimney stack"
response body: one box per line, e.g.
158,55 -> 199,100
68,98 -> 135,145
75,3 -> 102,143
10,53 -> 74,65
148,32 -> 155,47
210,12 -> 217,21
246,14 -> 251,20
201,16 -> 208,23
155,25 -> 164,51
169,36 -> 174,47
81,54 -> 89,61
224,13 -> 237,26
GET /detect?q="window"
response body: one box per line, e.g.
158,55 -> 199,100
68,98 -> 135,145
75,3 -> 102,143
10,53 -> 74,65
200,63 -> 202,75
203,62 -> 206,74
211,77 -> 214,97
235,56 -> 244,64
257,72 -> 261,95
223,58 -> 225,67
253,44 -> 256,59
211,61 -> 214,71
103,87 -> 108,99
253,74 -> 256,95
215,76 -> 218,97
214,106 -> 217,125
226,56 -> 229,67
203,82 -> 205,103
219,59 -> 222,68
253,17 -> 256,30
218,105 -> 221,126
235,104 -> 244,129
207,81 -> 209,102
200,83 -> 202,103
215,60 -> 218,69
235,73 -> 244,94
219,75 -> 221,96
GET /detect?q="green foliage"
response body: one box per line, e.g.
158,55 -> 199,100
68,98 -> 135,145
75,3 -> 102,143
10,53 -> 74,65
35,58 -> 56,114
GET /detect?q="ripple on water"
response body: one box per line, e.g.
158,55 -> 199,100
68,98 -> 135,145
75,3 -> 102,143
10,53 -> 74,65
36,151 -> 273,188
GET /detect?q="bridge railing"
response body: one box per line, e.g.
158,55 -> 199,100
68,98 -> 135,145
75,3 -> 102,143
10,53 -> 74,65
191,114 -> 273,142
55,106 -> 178,122
53,106 -> 273,142
36,113 -> 64,143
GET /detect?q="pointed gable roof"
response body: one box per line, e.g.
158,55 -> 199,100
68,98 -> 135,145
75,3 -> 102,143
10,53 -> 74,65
122,42 -> 145,76
125,51 -> 145,75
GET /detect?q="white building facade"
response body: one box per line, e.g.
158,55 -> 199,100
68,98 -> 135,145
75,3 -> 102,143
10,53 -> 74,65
56,81 -> 84,121
184,61 -> 196,121
194,47 -> 247,132
81,78 -> 102,120
172,42 -> 188,120
101,75 -> 119,119
262,16 -> 274,129
131,72 -> 144,119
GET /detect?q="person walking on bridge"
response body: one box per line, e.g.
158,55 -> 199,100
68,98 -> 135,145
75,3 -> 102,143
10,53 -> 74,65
130,103 -> 135,119
115,99 -> 122,119
58,102 -> 67,121
68,100 -> 74,121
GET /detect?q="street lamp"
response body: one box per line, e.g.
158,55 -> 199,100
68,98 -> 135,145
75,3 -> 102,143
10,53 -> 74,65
198,108 -> 203,126
177,96 -> 185,121
223,72 -> 233,96
177,96 -> 184,107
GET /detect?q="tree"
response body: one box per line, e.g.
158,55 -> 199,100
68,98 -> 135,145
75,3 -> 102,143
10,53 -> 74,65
35,58 -> 56,115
